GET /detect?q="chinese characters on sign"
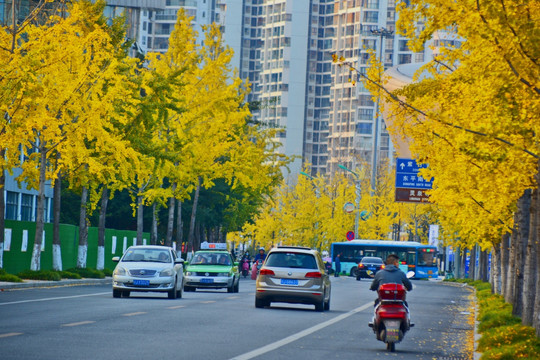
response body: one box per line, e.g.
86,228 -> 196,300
395,158 -> 433,203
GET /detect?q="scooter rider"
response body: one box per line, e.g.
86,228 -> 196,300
370,254 -> 412,292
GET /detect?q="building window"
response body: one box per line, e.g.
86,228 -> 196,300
398,54 -> 412,64
21,194 -> 33,221
6,191 -> 18,220
356,123 -> 373,135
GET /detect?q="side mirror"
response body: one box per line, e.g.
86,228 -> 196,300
175,258 -> 185,264
112,256 -> 120,263
406,271 -> 415,279
234,262 -> 239,267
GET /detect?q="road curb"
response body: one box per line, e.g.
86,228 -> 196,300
0,278 -> 112,291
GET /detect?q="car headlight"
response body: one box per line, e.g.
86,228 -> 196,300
160,268 -> 174,277
185,271 -> 193,276
218,272 -> 229,277
114,267 -> 127,276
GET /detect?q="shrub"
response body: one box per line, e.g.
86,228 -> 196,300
17,270 -> 61,281
102,268 -> 113,277
477,324 -> 536,352
0,272 -> 23,282
478,310 -> 521,333
58,271 -> 82,279
65,268 -> 105,279
481,337 -> 540,360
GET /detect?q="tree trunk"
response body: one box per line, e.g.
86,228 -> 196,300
478,248 -> 487,282
31,148 -> 47,271
176,200 -> 183,254
166,196 -> 175,247
77,186 -> 88,268
501,233 -> 510,298
454,247 -> 461,279
468,246 -> 476,280
492,245 -> 501,294
151,203 -> 158,245
97,186 -> 108,270
137,191 -> 144,245
188,178 -> 201,252
0,156 -> 5,269
506,227 -> 516,304
52,171 -> 62,271
532,161 -> 540,336
512,190 -> 531,318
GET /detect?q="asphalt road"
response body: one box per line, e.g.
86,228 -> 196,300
0,276 -> 474,360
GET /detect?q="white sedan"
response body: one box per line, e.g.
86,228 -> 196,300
112,245 -> 185,299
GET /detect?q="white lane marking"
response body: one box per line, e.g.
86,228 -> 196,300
61,321 -> 95,327
0,332 -> 23,338
229,302 -> 373,360
123,312 -> 146,317
0,292 -> 110,306
167,305 -> 185,309
200,301 -> 216,304
226,296 -> 240,300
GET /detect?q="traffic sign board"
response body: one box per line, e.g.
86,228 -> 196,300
346,231 -> 355,241
395,158 -> 432,203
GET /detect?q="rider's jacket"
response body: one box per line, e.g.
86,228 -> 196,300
369,264 -> 413,291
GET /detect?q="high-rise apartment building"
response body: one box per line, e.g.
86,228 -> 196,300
225,0 -> 436,181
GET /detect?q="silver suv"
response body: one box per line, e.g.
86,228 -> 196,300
255,246 -> 331,311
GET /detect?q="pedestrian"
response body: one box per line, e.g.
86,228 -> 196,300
334,253 -> 341,277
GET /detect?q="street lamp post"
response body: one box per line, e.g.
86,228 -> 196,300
338,164 -> 361,238
370,28 -> 393,192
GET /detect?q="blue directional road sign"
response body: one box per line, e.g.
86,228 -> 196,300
395,158 -> 433,203
395,158 -> 433,190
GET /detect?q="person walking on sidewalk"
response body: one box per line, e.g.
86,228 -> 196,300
334,253 -> 341,277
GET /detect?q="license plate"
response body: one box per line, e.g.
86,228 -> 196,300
384,320 -> 401,342
280,279 -> 298,286
133,279 -> 149,286
368,267 -> 376,271
201,278 -> 214,284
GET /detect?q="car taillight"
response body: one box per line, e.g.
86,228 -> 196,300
359,264 -> 364,268
259,269 -> 275,276
381,264 -> 385,269
305,272 -> 322,278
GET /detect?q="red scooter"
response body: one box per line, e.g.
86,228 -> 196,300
369,273 -> 414,352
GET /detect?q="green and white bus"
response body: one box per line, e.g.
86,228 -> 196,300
331,240 -> 438,279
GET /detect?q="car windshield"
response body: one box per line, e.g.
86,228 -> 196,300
361,257 -> 383,264
190,253 -> 231,266
265,252 -> 318,269
122,248 -> 171,263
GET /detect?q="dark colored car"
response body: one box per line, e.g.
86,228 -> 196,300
356,256 -> 385,280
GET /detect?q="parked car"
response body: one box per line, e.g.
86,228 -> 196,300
112,245 -> 185,299
255,246 -> 331,312
356,256 -> 385,280
184,250 -> 239,293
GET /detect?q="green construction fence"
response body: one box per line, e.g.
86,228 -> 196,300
2,220 -> 150,274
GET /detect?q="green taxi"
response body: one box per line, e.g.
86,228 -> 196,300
184,250 -> 239,293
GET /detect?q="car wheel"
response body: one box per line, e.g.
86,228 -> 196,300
227,282 -> 234,293
255,297 -> 268,308
315,297 -> 325,312
234,279 -> 239,293
350,267 -> 359,277
122,291 -> 130,297
113,289 -> 121,298
168,282 -> 178,299
324,296 -> 331,311
356,275 -> 361,281
176,283 -> 183,299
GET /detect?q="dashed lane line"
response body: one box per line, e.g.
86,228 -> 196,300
0,333 -> 23,338
0,292 -> 110,306
200,301 -> 216,304
167,305 -> 185,309
122,312 -> 147,317
61,321 -> 96,327
229,302 -> 373,360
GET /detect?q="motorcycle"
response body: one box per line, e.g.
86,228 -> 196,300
250,259 -> 264,280
241,259 -> 250,278
369,271 -> 415,352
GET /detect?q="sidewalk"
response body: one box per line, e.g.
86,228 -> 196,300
0,277 -> 112,291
